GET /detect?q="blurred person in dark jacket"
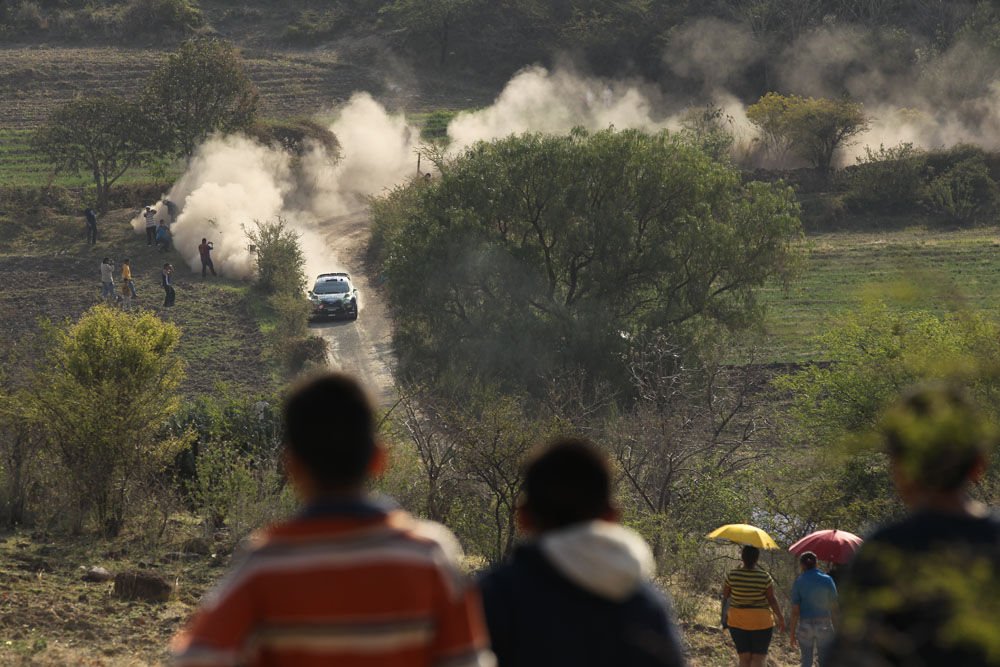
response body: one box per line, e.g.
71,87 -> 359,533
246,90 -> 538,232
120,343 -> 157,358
478,437 -> 687,667
827,383 -> 1000,667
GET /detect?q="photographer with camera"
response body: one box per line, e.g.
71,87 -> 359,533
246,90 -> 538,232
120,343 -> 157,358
198,238 -> 217,278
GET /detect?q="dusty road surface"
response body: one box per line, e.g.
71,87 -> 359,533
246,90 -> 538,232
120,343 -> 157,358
309,210 -> 397,406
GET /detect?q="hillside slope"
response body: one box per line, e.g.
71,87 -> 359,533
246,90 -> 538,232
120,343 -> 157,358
0,208 -> 276,398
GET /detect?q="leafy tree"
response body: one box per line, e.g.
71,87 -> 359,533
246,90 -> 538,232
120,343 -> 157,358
245,218 -> 307,297
389,383 -> 562,563
33,95 -> 155,212
372,128 -> 801,393
380,0 -> 483,66
144,39 -> 259,157
919,151 -> 1000,224
747,93 -> 870,175
774,303 -> 1000,529
23,306 -> 187,536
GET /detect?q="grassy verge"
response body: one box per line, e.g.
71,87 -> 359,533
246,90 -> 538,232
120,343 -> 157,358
760,226 -> 1000,362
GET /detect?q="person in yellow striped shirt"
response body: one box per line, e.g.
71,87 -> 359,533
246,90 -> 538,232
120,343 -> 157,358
722,545 -> 786,667
120,258 -> 134,310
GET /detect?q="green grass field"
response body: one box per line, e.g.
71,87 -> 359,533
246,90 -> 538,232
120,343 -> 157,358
761,227 -> 1000,362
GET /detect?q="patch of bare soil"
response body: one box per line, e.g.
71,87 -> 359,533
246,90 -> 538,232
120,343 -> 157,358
0,531 -> 226,666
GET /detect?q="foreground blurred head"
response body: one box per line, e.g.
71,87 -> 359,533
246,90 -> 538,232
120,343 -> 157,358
519,437 -> 615,532
881,383 -> 994,506
283,372 -> 381,498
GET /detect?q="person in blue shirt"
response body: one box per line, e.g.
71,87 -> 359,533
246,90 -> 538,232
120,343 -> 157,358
789,551 -> 838,667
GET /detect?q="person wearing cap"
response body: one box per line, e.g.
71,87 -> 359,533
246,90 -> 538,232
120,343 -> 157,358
478,437 -> 686,667
789,551 -> 837,667
826,383 -> 1000,667
144,206 -> 157,246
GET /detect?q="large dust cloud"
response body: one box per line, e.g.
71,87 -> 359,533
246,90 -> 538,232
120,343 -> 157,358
139,25 -> 1000,279
131,93 -> 421,280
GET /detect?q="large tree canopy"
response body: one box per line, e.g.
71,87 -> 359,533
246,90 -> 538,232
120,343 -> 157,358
371,128 -> 802,392
747,93 -> 870,174
33,95 -> 154,212
144,39 -> 259,157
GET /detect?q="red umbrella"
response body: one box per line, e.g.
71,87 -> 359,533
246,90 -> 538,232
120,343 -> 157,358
788,529 -> 863,564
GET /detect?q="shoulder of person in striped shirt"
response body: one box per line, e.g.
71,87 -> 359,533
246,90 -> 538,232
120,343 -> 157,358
171,507 -> 492,667
170,373 -> 494,667
725,567 -> 773,608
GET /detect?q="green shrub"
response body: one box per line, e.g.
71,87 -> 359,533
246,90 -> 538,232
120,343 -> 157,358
281,9 -> 340,45
843,143 -> 925,215
188,438 -> 296,547
245,218 -> 307,296
22,306 -> 188,536
13,1 -> 46,32
282,335 -> 328,373
920,153 -> 1000,224
120,0 -> 202,34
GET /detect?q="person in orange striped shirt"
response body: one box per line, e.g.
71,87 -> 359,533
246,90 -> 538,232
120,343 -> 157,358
171,373 -> 494,667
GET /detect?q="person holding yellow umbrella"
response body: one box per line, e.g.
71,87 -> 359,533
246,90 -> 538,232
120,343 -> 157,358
710,524 -> 786,667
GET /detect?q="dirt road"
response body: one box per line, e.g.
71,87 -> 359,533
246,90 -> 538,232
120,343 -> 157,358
309,210 -> 397,406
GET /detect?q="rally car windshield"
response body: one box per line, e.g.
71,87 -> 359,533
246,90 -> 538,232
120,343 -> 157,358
314,281 -> 350,295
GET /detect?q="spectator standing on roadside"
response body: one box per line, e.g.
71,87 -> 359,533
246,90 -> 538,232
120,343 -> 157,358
161,263 -> 175,308
85,207 -> 98,245
198,238 -> 216,278
156,220 -> 171,252
827,384 -> 1000,667
478,437 -> 686,667
164,199 -> 178,223
120,258 -> 135,310
143,206 -> 157,246
171,373 -> 493,667
100,257 -> 116,302
789,552 -> 837,667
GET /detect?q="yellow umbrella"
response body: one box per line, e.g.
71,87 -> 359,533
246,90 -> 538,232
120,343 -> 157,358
706,523 -> 779,550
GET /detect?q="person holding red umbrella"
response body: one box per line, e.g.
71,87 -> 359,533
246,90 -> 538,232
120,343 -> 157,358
789,551 -> 838,667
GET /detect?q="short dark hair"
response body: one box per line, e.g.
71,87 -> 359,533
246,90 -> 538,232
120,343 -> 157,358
521,437 -> 612,531
741,545 -> 760,568
799,551 -> 817,569
881,383 -> 995,492
283,373 -> 376,489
